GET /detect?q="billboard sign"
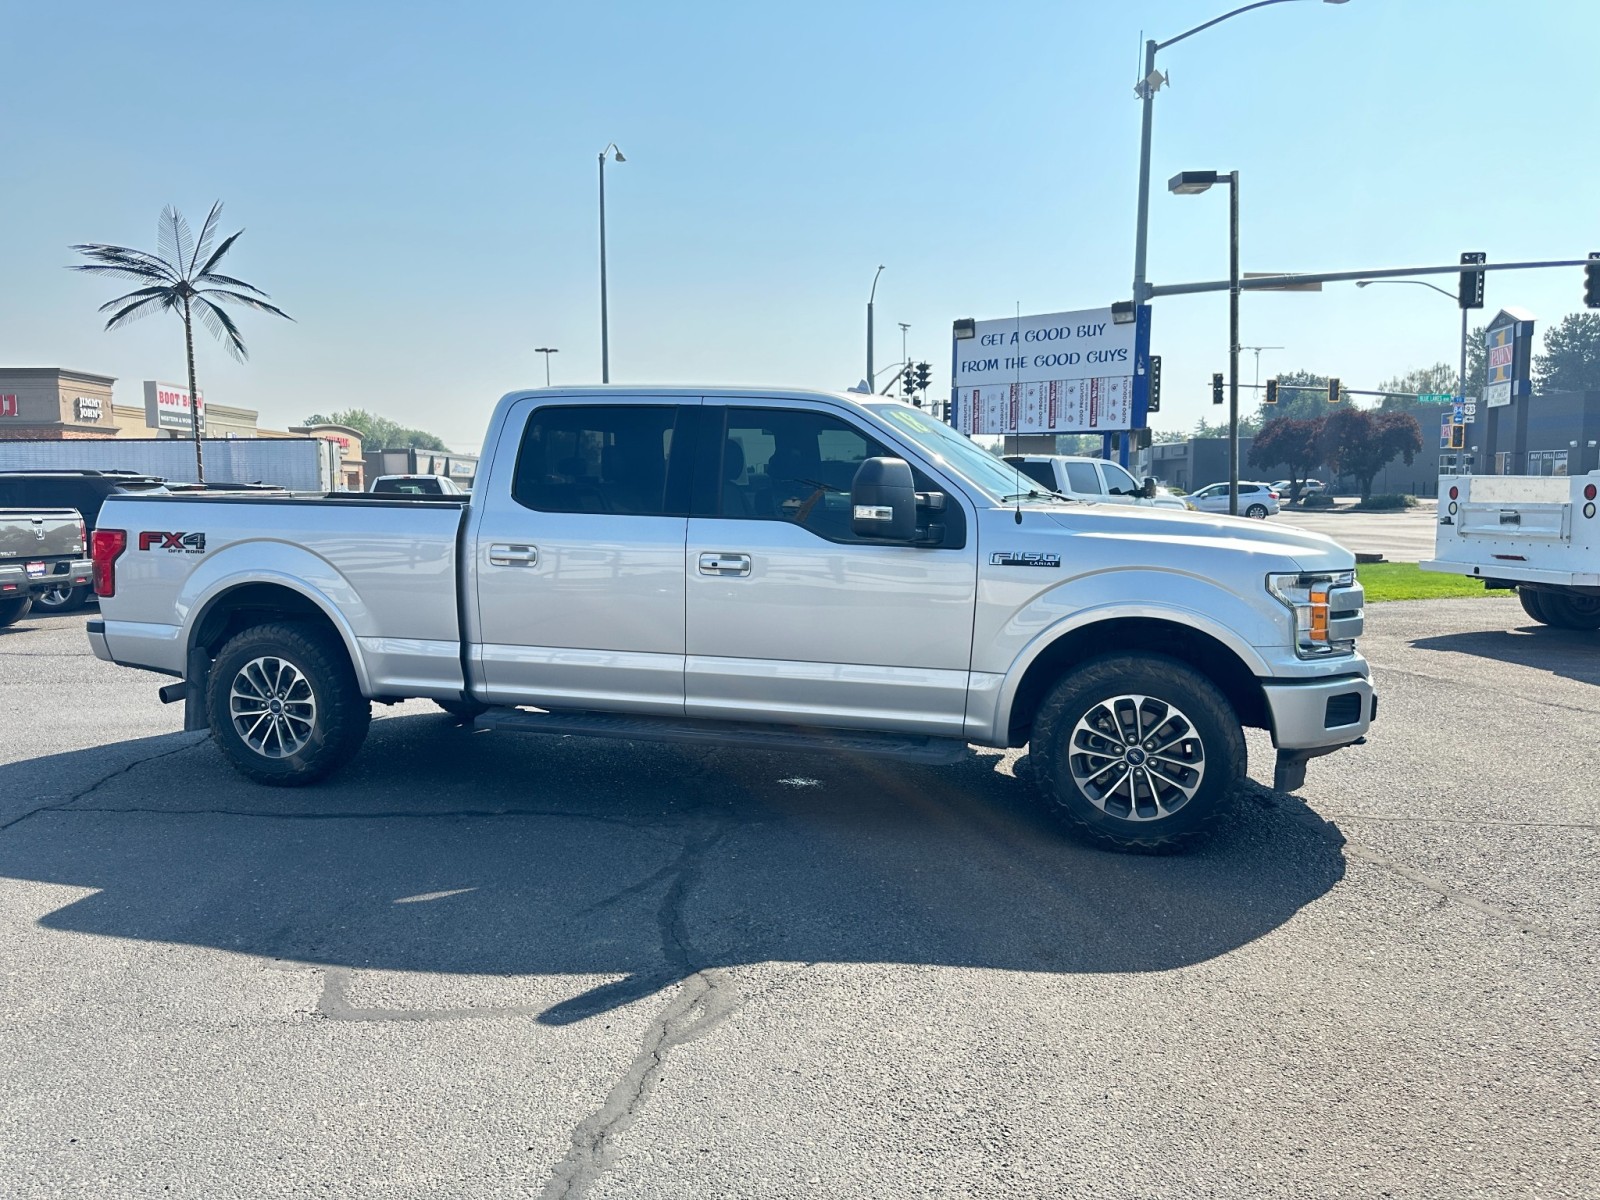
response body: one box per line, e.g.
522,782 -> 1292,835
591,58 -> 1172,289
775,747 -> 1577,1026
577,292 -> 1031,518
950,307 -> 1146,435
143,381 -> 204,433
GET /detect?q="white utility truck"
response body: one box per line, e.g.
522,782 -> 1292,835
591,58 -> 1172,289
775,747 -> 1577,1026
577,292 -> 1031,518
1421,473 -> 1600,628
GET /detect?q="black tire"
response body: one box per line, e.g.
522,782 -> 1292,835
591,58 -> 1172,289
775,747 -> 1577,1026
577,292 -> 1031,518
0,596 -> 32,628
1518,587 -> 1553,626
1245,504 -> 1269,519
206,621 -> 371,786
1538,590 -> 1600,631
32,584 -> 89,612
1030,653 -> 1245,854
435,697 -> 488,720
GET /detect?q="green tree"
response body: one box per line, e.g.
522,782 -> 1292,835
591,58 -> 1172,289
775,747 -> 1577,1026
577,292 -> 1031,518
1256,368 -> 1345,424
1375,362 -> 1459,412
1534,313 -> 1600,395
1319,408 -> 1422,500
71,202 -> 291,483
1463,324 -> 1487,396
303,408 -> 450,452
1249,417 -> 1326,502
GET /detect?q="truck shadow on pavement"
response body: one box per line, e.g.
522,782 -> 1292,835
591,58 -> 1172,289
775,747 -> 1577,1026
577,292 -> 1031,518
1410,625 -> 1600,686
0,713 -> 1347,1025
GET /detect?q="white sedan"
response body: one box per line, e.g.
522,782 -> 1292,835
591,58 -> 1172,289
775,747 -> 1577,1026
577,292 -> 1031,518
1188,481 -> 1281,518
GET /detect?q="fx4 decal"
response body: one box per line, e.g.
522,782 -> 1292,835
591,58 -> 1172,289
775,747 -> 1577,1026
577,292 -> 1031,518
990,551 -> 1060,568
139,531 -> 207,554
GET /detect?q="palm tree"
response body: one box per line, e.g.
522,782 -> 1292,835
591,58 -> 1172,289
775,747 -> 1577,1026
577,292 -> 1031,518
70,202 -> 291,483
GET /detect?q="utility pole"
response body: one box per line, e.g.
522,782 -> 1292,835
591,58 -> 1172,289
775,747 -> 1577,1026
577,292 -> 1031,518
898,323 -> 910,396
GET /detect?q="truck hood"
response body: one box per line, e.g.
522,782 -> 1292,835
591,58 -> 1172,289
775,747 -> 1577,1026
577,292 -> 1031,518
1038,504 -> 1355,573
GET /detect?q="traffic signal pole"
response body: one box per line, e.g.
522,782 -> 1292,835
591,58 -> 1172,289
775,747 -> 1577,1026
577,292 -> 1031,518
1228,170 -> 1240,517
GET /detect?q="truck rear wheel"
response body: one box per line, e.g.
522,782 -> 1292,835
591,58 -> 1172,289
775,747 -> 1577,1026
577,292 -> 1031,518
0,597 -> 32,628
1518,587 -> 1554,626
1538,590 -> 1600,631
33,584 -> 89,612
206,621 -> 371,786
1030,653 -> 1245,854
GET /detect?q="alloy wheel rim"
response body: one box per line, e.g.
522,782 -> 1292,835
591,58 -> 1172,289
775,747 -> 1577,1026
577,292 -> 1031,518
229,656 -> 317,758
35,586 -> 73,607
1068,693 -> 1205,821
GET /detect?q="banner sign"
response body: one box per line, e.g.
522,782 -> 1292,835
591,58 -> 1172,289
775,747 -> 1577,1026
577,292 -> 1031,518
950,307 -> 1146,435
143,381 -> 204,433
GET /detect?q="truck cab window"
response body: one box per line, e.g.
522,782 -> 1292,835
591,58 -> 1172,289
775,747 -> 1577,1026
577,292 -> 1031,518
1064,462 -> 1101,494
512,405 -> 679,515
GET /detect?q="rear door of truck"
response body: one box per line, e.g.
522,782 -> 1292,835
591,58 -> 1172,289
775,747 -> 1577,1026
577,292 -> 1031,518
465,394 -> 696,714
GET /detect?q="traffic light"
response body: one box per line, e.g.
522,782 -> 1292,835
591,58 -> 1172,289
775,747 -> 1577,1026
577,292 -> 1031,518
1212,372 -> 1224,405
1459,251 -> 1486,310
1449,423 -> 1466,450
902,366 -> 917,399
1327,377 -> 1341,403
914,361 -> 932,394
1264,378 -> 1279,405
1147,355 -> 1162,414
1585,253 -> 1600,309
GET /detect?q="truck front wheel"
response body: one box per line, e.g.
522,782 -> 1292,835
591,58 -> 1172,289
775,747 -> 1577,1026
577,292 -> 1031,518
206,621 -> 371,786
1030,653 -> 1245,853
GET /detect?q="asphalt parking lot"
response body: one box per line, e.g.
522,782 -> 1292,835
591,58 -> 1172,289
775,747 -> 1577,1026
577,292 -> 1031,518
1,603 -> 1595,1198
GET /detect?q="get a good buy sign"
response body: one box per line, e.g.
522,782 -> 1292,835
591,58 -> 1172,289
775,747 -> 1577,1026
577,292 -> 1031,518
951,307 -> 1138,435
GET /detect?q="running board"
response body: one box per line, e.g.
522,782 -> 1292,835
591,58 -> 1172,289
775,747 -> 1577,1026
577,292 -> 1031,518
474,707 -> 969,765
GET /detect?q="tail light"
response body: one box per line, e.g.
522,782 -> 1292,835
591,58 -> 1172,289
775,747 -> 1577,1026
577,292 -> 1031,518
92,529 -> 127,597
78,518 -> 88,552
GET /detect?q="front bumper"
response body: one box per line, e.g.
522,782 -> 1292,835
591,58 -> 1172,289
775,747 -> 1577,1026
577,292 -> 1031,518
1262,672 -> 1376,751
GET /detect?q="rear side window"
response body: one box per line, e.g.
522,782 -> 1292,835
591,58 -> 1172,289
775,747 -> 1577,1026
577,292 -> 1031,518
512,406 -> 680,516
1010,461 -> 1057,492
1063,462 -> 1101,494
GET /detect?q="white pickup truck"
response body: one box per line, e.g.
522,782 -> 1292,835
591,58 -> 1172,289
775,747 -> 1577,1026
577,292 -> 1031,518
1422,473 -> 1600,629
87,387 -> 1375,852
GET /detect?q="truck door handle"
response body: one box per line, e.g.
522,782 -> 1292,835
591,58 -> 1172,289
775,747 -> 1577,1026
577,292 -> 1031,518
698,552 -> 751,577
489,543 -> 539,566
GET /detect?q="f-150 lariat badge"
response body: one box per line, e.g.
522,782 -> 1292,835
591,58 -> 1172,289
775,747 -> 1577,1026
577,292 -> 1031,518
990,551 -> 1060,568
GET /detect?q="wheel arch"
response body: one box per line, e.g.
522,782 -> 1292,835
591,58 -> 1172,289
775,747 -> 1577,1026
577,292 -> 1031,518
1000,615 -> 1269,748
185,576 -> 371,696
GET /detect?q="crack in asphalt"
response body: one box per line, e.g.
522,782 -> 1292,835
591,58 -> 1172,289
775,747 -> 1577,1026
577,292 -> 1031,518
538,822 -> 739,1200
0,738 -> 205,833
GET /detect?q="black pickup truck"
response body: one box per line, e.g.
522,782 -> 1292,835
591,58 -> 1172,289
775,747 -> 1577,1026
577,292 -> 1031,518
0,508 -> 92,625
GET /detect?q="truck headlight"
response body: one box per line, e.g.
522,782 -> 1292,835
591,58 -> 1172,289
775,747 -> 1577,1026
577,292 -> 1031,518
1267,571 -> 1363,658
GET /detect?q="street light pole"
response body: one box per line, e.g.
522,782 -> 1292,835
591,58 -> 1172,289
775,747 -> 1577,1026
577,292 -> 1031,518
867,265 -> 885,392
1130,0 -> 1349,304
598,143 -> 625,383
535,347 -> 558,387
1170,169 -> 1242,516
1229,171 -> 1241,516
899,322 -> 911,395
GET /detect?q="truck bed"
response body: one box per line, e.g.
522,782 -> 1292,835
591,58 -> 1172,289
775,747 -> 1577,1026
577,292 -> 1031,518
1422,474 -> 1600,587
92,492 -> 469,695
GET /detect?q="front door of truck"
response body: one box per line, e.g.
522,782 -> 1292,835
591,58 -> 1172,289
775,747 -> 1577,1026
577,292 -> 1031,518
684,401 -> 978,737
472,397 -> 694,713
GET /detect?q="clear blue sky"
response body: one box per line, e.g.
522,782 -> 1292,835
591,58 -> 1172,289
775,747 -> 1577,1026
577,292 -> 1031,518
2,0 -> 1596,451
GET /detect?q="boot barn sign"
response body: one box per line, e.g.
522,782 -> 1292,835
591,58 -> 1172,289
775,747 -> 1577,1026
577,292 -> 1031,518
949,306 -> 1150,436
143,381 -> 204,434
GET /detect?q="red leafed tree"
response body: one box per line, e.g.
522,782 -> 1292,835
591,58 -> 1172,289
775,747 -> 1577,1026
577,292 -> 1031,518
1249,417 -> 1325,503
1319,408 -> 1423,500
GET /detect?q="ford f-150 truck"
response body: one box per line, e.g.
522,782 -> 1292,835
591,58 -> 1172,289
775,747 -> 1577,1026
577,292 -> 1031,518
87,387 -> 1375,852
1422,473 -> 1600,629
0,508 -> 92,625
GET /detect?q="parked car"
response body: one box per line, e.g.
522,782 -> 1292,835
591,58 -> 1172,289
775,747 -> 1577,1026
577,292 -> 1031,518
0,470 -> 170,533
1188,481 -> 1281,519
371,474 -> 465,496
89,385 -> 1373,853
1001,455 -> 1195,511
1271,479 -> 1326,502
0,508 -> 93,622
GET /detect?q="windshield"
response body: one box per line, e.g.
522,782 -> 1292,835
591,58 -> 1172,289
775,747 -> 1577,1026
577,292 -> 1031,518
866,404 -> 1052,502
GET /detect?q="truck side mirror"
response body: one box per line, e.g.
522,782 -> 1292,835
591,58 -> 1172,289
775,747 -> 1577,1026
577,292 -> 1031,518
1142,476 -> 1158,500
851,457 -> 917,541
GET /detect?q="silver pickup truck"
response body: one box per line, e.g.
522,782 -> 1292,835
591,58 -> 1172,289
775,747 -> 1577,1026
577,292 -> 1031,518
1,508 -> 92,625
88,387 -> 1375,852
